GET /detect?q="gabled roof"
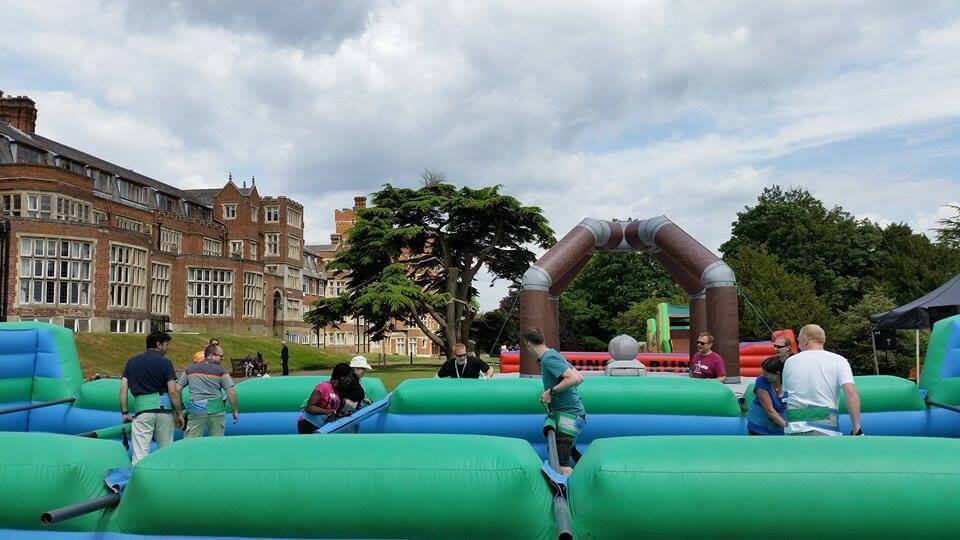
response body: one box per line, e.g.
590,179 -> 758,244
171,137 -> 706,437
0,121 -> 210,207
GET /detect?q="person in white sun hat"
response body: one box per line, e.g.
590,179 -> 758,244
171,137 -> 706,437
343,356 -> 373,409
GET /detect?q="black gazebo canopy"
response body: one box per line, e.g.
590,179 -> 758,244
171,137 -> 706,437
870,272 -> 960,330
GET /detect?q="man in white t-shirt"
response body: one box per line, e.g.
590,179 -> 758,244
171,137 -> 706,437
782,324 -> 862,436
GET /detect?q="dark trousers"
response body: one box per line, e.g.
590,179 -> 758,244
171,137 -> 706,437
298,418 -> 318,434
282,360 -> 289,376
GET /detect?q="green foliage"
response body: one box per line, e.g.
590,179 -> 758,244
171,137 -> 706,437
725,245 -> 834,341
303,293 -> 351,334
559,291 -> 609,350
613,294 -> 686,341
560,251 -> 684,345
582,336 -> 608,351
832,288 -> 926,376
873,222 -> 960,304
934,204 -> 960,248
721,186 -> 885,311
471,309 -> 511,356
327,179 -> 554,357
472,287 -> 521,356
350,264 -> 449,340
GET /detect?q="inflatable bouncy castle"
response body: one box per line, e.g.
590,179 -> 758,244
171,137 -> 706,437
3,315 -> 960,537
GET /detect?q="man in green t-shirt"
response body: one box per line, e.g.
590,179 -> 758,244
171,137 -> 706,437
523,328 -> 585,475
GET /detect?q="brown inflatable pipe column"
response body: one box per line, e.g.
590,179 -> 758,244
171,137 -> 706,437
519,218 -> 611,375
688,291 -> 707,362
519,289 -> 558,373
704,264 -> 740,381
647,218 -> 740,382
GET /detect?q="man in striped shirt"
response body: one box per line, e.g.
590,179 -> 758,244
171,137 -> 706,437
177,344 -> 239,437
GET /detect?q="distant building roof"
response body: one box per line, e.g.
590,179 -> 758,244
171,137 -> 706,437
184,188 -> 221,207
0,122 -> 211,207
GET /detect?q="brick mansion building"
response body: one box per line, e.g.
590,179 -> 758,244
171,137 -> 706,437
0,91 -> 437,357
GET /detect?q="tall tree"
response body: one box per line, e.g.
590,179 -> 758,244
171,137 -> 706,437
326,178 -> 554,359
872,222 -> 960,304
724,245 -> 834,341
934,204 -> 960,249
831,288 -> 924,377
721,186 -> 884,311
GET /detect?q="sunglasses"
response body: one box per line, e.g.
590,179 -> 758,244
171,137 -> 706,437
774,344 -> 789,349
696,341 -> 709,346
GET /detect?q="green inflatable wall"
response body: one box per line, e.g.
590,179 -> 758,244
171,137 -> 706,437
115,434 -> 555,539
0,432 -> 128,532
580,377 -> 740,416
231,375 -> 388,411
743,375 -> 925,413
921,315 -> 960,404
73,376 -> 388,412
74,378 -> 134,411
389,377 -> 740,416
838,375 -> 925,412
570,436 -> 960,538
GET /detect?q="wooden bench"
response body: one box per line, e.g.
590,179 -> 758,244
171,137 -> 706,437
230,358 -> 251,378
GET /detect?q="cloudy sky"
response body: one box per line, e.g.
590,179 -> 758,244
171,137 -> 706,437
3,1 -> 959,309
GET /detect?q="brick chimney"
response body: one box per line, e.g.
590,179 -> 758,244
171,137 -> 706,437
0,91 -> 38,134
354,196 -> 366,210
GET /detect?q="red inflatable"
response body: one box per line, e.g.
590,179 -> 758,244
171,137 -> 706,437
499,351 -> 688,373
499,330 -> 797,377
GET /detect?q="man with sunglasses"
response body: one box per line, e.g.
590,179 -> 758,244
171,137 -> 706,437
774,336 -> 793,360
177,344 -> 240,437
690,332 -> 726,381
437,343 -> 494,379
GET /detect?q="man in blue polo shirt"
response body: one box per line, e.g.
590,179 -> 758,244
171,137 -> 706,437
120,331 -> 184,464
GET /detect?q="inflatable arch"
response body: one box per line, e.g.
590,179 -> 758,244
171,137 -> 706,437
520,216 -> 740,380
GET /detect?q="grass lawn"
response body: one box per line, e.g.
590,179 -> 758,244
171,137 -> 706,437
360,366 -> 440,391
74,332 -> 418,378
73,333 -> 499,392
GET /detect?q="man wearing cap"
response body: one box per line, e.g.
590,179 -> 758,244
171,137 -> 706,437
120,331 -> 184,464
436,343 -> 494,379
343,356 -> 373,408
177,344 -> 239,438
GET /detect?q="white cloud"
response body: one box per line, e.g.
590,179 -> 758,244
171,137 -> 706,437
2,0 -> 959,311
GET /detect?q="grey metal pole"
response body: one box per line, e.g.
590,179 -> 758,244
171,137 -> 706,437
926,398 -> 960,414
546,429 -> 561,470
41,493 -> 122,525
0,397 -> 75,415
916,330 -> 921,387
